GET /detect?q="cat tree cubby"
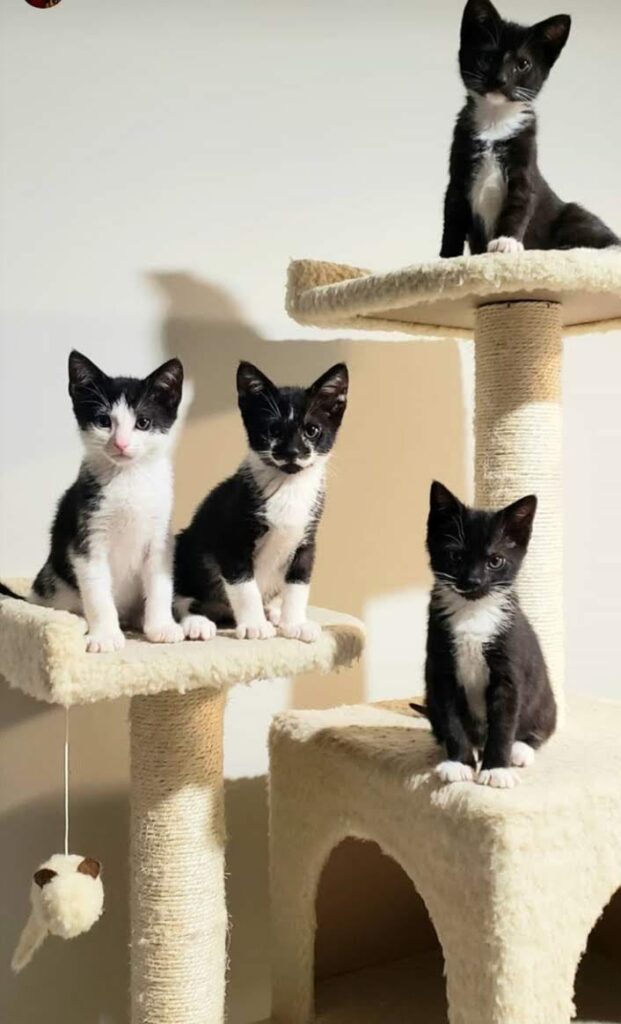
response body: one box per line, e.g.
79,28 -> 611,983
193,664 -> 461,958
270,249 -> 621,1024
0,582 -> 365,1024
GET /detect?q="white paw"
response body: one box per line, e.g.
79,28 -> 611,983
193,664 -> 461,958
235,619 -> 276,640
278,620 -> 321,643
144,621 -> 185,644
487,236 -> 524,254
266,604 -> 282,627
477,767 -> 519,789
182,614 -> 217,641
511,741 -> 535,768
86,629 -> 126,653
435,760 -> 475,784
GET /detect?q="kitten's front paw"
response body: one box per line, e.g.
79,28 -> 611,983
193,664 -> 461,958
487,236 -> 524,254
278,620 -> 322,643
510,741 -> 535,768
86,629 -> 126,654
144,621 -> 184,645
477,767 -> 519,789
182,614 -> 217,641
235,619 -> 276,640
266,603 -> 282,627
435,760 -> 475,784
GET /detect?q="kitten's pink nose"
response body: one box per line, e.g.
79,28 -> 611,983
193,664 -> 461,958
114,438 -> 129,454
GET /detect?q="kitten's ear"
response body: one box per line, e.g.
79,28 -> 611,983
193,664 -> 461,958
462,0 -> 501,34
307,363 -> 349,418
429,481 -> 464,517
499,494 -> 537,548
33,868 -> 57,889
68,350 -> 106,398
145,358 -> 184,409
532,14 -> 571,63
237,362 -> 276,399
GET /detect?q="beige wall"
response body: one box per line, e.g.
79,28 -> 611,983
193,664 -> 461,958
1,2 -> 620,1023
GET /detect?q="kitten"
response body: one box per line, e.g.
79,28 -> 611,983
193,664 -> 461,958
440,0 -> 619,257
423,481 -> 556,789
0,351 -> 184,653
174,361 -> 348,643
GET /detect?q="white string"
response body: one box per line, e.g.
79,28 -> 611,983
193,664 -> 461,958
64,708 -> 70,856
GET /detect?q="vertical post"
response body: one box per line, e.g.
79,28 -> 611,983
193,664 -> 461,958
474,301 -> 564,711
130,689 -> 227,1024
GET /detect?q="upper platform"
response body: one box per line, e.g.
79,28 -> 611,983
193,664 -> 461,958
287,249 -> 621,339
0,585 -> 365,706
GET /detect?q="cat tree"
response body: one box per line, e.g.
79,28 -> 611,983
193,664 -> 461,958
267,248 -> 621,1023
0,586 -> 364,1024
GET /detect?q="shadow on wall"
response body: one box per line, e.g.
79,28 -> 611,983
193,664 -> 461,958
149,270 -> 468,708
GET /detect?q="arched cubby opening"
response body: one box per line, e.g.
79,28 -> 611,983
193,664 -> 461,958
574,887 -> 621,1023
313,837 -> 448,1023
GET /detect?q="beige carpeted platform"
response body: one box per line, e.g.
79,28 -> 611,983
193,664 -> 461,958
286,249 -> 621,337
0,583 -> 365,705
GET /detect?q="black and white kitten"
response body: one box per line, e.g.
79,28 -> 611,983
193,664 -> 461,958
174,361 -> 348,643
423,482 -> 556,789
0,351 -> 185,653
441,0 -> 619,257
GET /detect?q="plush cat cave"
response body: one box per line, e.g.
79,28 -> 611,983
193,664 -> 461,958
265,249 -> 621,1024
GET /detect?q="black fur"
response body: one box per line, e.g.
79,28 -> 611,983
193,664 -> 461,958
174,361 -> 348,625
441,0 -> 619,256
423,482 -> 556,772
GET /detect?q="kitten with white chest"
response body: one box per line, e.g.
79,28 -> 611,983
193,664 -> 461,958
0,351 -> 185,652
174,361 -> 348,643
422,482 -> 556,789
441,0 -> 619,256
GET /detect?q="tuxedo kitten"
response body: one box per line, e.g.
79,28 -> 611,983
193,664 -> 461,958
0,351 -> 184,653
174,361 -> 348,643
440,0 -> 619,257
424,482 -> 556,789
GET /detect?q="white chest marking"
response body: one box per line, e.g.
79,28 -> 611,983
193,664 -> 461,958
470,147 -> 507,239
247,454 -> 326,600
80,459 -> 173,617
437,588 -> 511,722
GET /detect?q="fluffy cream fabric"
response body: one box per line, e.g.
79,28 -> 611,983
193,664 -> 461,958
0,582 -> 365,705
286,250 -> 621,337
269,696 -> 621,1024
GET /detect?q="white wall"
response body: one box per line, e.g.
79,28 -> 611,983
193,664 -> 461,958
1,2 -> 620,1022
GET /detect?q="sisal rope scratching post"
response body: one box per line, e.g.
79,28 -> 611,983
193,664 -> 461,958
130,690 -> 227,1024
475,301 -> 563,710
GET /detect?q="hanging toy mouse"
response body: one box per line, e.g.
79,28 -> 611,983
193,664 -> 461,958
11,853 -> 104,973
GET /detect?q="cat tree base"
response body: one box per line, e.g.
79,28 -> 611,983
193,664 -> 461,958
0,590 -> 365,1024
268,698 -> 621,1024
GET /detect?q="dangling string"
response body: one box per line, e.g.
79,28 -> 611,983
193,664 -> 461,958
64,707 -> 70,856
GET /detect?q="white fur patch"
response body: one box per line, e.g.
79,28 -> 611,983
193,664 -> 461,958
225,580 -> 276,640
278,582 -> 321,643
469,147 -> 507,241
488,236 -> 524,254
511,741 -> 535,768
478,767 -> 519,789
436,760 -> 475,784
472,95 -> 530,143
436,587 -> 511,723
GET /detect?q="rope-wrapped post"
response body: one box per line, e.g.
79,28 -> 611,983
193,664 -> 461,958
474,301 -> 563,712
130,689 -> 227,1024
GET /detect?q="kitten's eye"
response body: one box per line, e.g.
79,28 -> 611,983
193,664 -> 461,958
135,416 -> 151,431
488,554 -> 505,570
516,57 -> 531,72
449,550 -> 463,564
94,413 -> 111,429
269,423 -> 282,438
303,423 -> 321,440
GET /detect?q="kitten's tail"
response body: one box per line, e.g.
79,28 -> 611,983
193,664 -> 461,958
409,702 -> 429,718
0,582 -> 25,601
